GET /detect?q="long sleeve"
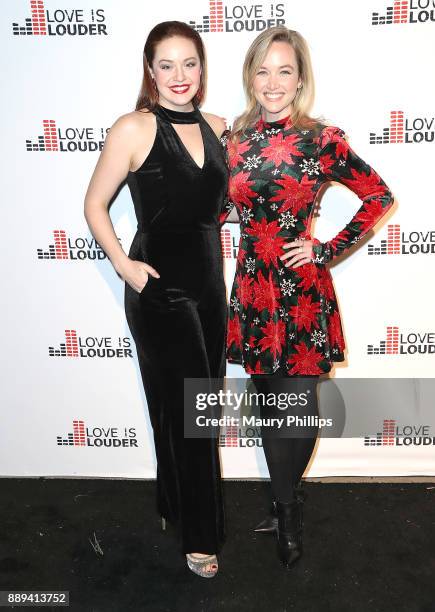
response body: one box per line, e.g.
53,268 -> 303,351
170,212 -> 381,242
218,130 -> 236,226
311,125 -> 395,264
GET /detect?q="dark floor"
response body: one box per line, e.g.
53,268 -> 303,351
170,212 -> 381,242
0,479 -> 434,612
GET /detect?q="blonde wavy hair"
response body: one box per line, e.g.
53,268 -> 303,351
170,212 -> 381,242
231,27 -> 321,141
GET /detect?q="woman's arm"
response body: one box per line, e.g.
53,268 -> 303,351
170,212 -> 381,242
218,130 -> 238,225
311,125 -> 396,264
200,113 -> 238,223
83,112 -> 160,292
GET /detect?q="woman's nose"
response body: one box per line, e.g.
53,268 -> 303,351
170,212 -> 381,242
267,75 -> 279,90
174,65 -> 185,82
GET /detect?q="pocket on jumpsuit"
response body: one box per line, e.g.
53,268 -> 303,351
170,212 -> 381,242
138,275 -> 165,309
139,276 -> 152,296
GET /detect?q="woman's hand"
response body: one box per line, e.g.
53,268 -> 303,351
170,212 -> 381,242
117,258 -> 160,293
280,239 -> 314,269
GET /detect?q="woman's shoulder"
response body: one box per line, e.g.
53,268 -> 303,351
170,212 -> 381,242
200,111 -> 227,138
310,120 -> 346,143
294,119 -> 347,151
110,109 -> 156,137
102,111 -> 156,157
113,109 -> 156,131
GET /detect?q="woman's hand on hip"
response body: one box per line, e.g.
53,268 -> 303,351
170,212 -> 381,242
280,239 -> 314,269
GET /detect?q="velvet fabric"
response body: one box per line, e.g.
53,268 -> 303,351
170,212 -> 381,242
124,105 -> 229,554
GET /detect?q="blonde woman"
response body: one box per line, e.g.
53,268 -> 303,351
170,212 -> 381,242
220,27 -> 395,568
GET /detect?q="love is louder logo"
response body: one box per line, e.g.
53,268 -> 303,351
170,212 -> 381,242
12,0 -> 108,36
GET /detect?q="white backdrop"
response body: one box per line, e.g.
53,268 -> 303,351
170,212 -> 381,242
1,0 -> 434,478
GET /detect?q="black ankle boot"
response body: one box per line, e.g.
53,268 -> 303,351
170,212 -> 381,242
253,483 -> 306,534
275,500 -> 302,568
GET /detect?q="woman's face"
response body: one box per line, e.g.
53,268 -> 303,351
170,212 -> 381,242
252,41 -> 301,122
150,36 -> 202,111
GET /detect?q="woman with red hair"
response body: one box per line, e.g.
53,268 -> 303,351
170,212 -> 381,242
85,21 -> 229,578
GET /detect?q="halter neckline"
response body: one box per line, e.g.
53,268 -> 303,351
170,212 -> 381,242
154,104 -> 201,125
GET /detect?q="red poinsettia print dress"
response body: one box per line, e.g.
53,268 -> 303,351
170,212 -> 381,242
219,116 -> 394,375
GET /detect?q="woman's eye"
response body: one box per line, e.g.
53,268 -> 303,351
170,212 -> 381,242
281,70 -> 291,75
257,70 -> 267,75
186,62 -> 197,68
160,65 -> 171,70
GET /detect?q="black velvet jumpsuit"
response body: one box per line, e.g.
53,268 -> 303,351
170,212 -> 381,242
124,104 -> 228,555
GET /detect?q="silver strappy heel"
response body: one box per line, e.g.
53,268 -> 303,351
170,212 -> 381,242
186,553 -> 219,578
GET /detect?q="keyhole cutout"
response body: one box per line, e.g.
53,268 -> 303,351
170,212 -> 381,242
171,123 -> 205,170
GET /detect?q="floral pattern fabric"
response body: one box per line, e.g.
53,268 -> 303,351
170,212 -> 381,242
220,116 -> 394,375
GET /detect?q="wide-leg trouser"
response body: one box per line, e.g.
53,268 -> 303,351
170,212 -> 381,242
124,233 -> 227,555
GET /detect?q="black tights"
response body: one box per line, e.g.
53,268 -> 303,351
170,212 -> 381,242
251,371 -> 320,503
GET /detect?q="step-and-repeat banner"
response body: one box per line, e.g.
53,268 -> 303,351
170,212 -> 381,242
1,0 -> 434,478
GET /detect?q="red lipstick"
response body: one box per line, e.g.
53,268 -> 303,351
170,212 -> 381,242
169,85 -> 191,94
